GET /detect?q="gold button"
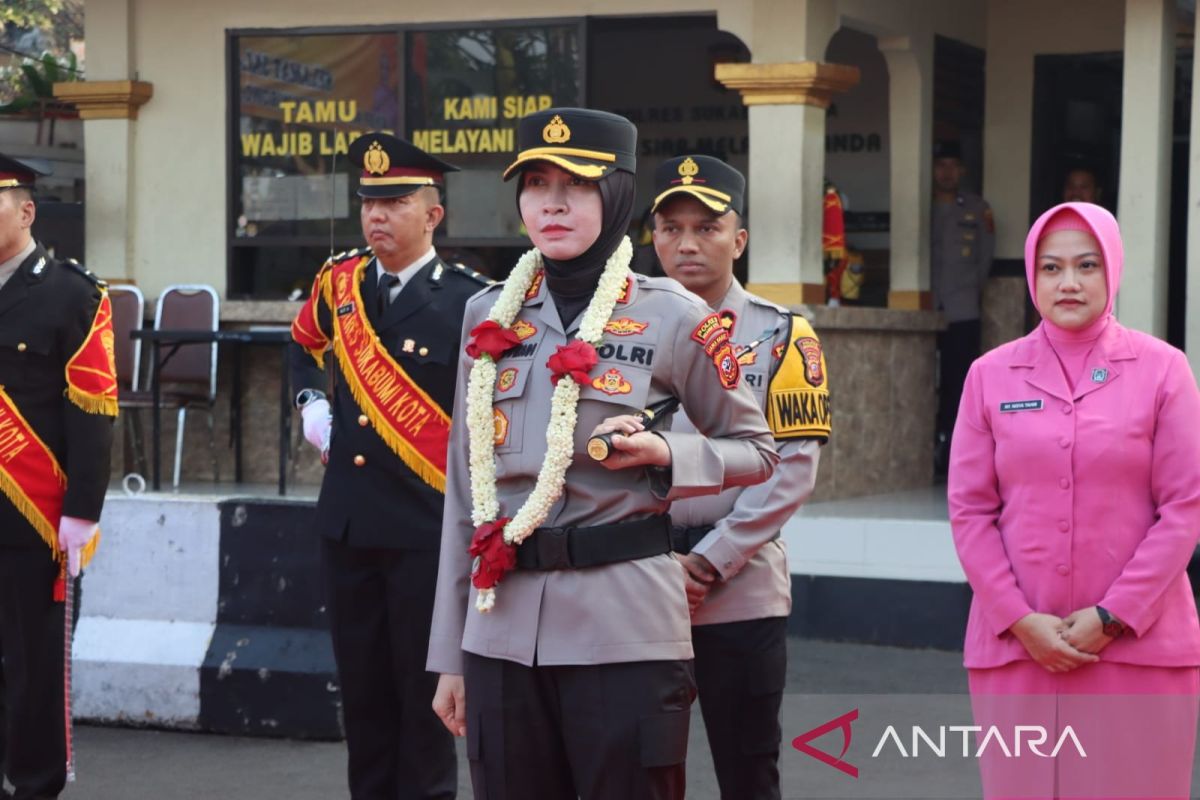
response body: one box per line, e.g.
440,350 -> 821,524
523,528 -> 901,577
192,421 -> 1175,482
419,346 -> 429,356
357,415 -> 369,427
16,343 -> 26,352
353,454 -> 366,467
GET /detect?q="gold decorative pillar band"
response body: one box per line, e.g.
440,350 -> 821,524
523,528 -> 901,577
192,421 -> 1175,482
715,62 -> 861,108
746,282 -> 827,306
887,290 -> 933,311
53,81 -> 153,120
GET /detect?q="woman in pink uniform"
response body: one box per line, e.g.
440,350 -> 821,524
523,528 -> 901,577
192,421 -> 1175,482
949,202 -> 1200,798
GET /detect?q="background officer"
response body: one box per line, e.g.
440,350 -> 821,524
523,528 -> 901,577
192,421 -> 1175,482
290,133 -> 488,800
931,140 -> 994,472
0,153 -> 116,800
652,155 -> 830,800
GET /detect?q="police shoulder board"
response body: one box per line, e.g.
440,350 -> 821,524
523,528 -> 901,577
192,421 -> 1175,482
765,314 -> 831,442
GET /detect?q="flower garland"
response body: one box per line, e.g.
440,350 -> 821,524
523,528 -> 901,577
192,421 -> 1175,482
465,236 -> 633,612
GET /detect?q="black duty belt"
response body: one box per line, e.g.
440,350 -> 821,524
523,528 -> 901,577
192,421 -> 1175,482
671,525 -> 714,556
515,514 -> 673,571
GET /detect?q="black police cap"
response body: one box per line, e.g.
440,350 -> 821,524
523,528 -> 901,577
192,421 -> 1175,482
0,152 -> 48,190
651,155 -> 745,216
348,132 -> 459,199
503,107 -> 637,181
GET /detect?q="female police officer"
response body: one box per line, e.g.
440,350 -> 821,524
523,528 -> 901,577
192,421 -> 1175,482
426,108 -> 777,800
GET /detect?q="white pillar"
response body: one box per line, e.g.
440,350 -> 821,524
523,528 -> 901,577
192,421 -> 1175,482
80,0 -> 137,282
1116,0 -> 1174,337
717,0 -> 855,306
879,34 -> 933,311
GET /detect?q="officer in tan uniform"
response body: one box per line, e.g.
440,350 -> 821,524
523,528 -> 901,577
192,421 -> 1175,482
427,108 -> 778,800
931,140 -> 994,470
651,155 -> 830,800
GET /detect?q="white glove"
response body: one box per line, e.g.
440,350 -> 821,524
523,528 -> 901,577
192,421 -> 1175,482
58,516 -> 98,578
301,398 -> 332,459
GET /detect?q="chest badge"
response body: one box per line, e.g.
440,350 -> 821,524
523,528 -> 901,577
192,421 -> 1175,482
402,339 -> 416,353
493,408 -> 509,446
604,317 -> 649,336
497,367 -> 518,393
511,319 -> 538,341
592,367 -> 632,396
1091,367 -> 1109,384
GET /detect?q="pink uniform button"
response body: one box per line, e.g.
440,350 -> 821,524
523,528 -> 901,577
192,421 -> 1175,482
1058,520 -> 1069,532
1056,564 -> 1070,576
1059,477 -> 1070,489
1062,405 -> 1073,414
1059,437 -> 1071,448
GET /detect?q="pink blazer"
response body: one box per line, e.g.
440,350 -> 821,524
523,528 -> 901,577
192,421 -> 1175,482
949,320 -> 1200,669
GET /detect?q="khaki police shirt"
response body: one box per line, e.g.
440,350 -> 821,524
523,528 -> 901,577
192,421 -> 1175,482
669,280 -> 825,626
427,271 -> 778,673
931,192 -> 995,323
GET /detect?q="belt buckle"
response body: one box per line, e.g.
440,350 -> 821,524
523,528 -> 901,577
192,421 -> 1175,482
537,527 -> 573,570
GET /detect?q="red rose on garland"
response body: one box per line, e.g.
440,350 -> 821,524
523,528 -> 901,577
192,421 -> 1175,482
547,340 -> 599,386
466,321 -> 522,361
469,517 -> 517,589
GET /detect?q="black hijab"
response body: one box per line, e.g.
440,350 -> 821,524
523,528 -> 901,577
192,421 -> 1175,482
518,170 -> 637,326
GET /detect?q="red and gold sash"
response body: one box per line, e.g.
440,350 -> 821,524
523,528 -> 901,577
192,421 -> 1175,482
65,292 -> 119,416
0,387 -> 99,566
327,257 -> 451,492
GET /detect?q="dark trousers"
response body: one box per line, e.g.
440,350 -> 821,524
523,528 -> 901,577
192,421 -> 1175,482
0,549 -> 65,800
463,653 -> 696,800
937,319 -> 982,439
321,539 -> 456,800
692,617 -> 788,800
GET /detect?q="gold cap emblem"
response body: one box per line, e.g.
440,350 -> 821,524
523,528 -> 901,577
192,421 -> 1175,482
364,141 -> 390,175
678,157 -> 699,186
542,114 -> 571,144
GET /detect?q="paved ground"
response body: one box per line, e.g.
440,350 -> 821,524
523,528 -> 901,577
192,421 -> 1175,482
46,639 -> 969,800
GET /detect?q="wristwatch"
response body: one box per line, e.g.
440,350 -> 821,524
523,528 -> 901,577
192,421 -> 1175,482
1096,605 -> 1126,638
295,388 -> 326,410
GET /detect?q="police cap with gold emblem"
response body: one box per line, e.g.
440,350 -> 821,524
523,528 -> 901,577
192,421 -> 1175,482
650,154 -> 744,216
348,132 -> 459,198
0,152 -> 47,191
502,107 -> 637,181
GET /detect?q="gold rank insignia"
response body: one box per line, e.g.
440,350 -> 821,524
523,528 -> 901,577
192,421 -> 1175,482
678,157 -> 699,186
364,141 -> 390,175
542,114 -> 571,144
512,319 -> 538,341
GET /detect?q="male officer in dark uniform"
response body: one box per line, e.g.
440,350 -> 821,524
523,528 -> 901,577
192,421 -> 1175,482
0,154 -> 117,800
931,140 -> 994,471
652,155 -> 831,799
290,133 -> 488,800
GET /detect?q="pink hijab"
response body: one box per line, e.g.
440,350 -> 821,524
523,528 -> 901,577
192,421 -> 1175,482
1023,201 -> 1123,320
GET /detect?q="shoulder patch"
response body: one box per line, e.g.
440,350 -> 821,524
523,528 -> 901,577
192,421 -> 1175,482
765,315 -> 831,441
63,258 -> 107,288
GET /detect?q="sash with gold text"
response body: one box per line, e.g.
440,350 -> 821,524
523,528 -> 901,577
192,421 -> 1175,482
0,387 -> 99,566
328,257 -> 451,492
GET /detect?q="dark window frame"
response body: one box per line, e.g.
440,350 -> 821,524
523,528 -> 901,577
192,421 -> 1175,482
225,17 -> 587,300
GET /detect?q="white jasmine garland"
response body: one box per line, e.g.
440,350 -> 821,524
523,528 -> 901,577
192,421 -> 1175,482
467,236 -> 633,612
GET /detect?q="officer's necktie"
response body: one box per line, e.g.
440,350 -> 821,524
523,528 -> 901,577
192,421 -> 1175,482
377,272 -> 399,318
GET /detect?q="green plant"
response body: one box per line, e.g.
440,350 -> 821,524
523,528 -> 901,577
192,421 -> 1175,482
0,50 -> 79,114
